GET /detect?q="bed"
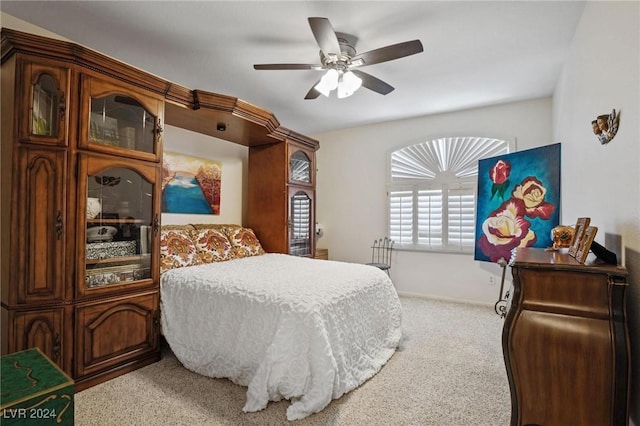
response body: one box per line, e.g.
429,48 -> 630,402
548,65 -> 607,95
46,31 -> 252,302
159,224 -> 403,421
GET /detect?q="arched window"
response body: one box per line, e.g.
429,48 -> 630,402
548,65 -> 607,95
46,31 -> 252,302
388,136 -> 512,253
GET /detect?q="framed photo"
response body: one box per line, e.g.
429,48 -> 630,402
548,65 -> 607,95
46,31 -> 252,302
575,226 -> 598,264
568,217 -> 590,257
90,113 -> 119,146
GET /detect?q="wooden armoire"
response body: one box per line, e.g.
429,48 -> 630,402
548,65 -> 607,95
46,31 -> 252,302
1,29 -> 318,390
247,138 -> 317,257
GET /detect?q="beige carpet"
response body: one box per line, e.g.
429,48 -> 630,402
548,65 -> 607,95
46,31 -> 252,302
74,297 -> 511,425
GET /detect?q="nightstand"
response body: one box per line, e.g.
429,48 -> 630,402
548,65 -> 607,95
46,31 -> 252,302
314,248 -> 328,260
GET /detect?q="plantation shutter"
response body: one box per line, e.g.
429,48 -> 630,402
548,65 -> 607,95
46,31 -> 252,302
291,192 -> 310,239
447,182 -> 476,250
389,190 -> 413,245
417,189 -> 443,247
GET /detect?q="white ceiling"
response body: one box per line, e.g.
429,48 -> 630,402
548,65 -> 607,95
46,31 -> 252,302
1,1 -> 586,135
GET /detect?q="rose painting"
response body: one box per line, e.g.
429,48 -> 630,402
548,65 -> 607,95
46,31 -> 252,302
474,143 -> 560,263
162,152 -> 222,215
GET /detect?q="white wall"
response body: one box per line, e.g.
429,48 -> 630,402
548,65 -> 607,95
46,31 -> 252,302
1,12 -> 68,40
312,98 -> 553,305
553,1 -> 640,254
552,2 -> 640,423
162,125 -> 247,226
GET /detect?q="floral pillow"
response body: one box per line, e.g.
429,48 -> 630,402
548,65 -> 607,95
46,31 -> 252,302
226,227 -> 265,258
193,228 -> 234,263
160,229 -> 199,273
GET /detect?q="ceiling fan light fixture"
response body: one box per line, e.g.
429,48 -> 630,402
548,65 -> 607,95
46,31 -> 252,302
342,71 -> 362,92
337,83 -> 352,99
337,71 -> 362,99
315,69 -> 339,97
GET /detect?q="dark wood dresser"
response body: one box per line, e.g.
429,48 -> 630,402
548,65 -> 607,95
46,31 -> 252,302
502,248 -> 630,426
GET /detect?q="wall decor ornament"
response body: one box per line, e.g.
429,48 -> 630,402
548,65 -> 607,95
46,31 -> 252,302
592,109 -> 620,145
162,152 -> 222,215
551,225 -> 575,250
475,143 -> 561,264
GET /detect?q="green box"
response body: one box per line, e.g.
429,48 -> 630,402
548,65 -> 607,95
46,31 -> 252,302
1,348 -> 74,425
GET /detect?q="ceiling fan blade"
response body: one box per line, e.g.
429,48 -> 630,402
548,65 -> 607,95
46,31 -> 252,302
351,70 -> 394,95
308,17 -> 341,57
254,64 -> 323,70
304,81 -> 322,99
351,40 -> 423,67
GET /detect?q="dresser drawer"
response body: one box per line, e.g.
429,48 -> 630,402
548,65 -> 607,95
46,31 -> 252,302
516,268 -> 611,318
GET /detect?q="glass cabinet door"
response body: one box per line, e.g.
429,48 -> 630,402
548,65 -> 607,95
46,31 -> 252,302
289,150 -> 311,184
80,75 -> 163,162
78,154 -> 159,295
289,188 -> 314,257
287,141 -> 314,186
20,59 -> 70,146
32,74 -> 60,136
89,95 -> 156,152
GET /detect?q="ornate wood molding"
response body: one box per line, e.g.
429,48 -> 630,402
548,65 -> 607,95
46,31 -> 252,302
1,28 -> 318,149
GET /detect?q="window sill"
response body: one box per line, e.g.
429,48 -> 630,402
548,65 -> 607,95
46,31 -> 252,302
394,247 -> 473,256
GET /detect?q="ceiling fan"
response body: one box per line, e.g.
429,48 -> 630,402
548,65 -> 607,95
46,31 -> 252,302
253,17 -> 424,99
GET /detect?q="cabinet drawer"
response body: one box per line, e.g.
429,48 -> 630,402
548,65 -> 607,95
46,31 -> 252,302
74,291 -> 158,378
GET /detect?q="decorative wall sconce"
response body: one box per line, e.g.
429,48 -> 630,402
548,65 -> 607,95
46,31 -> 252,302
591,109 -> 620,145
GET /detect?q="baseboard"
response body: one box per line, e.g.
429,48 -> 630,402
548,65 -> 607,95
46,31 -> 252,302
397,291 -> 494,308
74,351 -> 161,392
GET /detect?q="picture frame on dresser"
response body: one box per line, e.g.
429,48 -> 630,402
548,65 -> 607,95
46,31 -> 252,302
568,217 -> 590,257
575,226 -> 598,264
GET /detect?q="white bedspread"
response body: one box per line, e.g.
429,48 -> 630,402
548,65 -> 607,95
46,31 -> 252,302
160,253 -> 402,420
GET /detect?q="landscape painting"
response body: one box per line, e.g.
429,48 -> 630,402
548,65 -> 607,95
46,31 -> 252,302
162,152 -> 222,214
474,143 -> 561,263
